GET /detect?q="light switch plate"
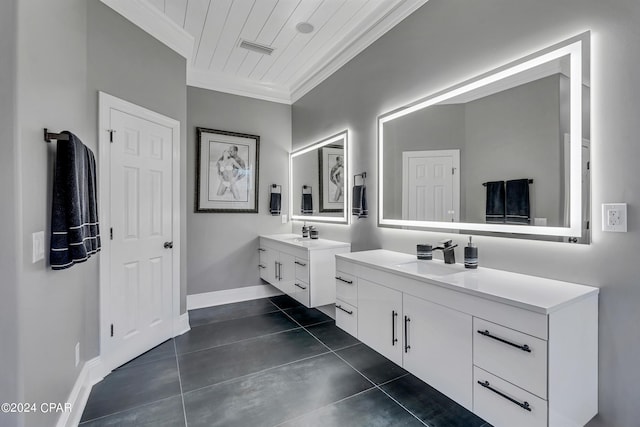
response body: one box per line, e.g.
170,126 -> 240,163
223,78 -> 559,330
281,214 -> 288,224
32,231 -> 45,263
602,203 -> 627,232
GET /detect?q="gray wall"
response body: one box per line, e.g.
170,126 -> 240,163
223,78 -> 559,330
0,0 -> 21,426
2,1 -> 188,426
187,87 -> 291,295
87,0 -> 188,314
291,1 -> 640,426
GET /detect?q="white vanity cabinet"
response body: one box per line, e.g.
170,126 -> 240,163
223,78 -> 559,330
259,234 -> 350,308
336,250 -> 599,427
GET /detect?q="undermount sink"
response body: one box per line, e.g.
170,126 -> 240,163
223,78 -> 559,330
393,260 -> 466,277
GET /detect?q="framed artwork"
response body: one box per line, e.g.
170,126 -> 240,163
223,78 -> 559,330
195,127 -> 260,213
318,145 -> 345,212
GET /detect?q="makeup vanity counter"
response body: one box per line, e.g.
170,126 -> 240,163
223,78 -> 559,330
335,249 -> 598,427
259,234 -> 350,308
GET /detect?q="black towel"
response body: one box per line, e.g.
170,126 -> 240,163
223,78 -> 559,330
50,132 -> 101,270
269,192 -> 281,216
485,181 -> 505,224
301,193 -> 313,214
506,179 -> 531,224
352,185 -> 368,218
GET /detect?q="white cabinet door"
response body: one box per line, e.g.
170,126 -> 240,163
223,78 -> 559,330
358,279 -> 403,365
278,251 -> 296,295
260,246 -> 278,286
403,294 -> 473,410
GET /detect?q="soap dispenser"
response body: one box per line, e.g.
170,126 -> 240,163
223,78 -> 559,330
464,236 -> 478,269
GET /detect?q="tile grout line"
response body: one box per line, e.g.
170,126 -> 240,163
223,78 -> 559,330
173,339 -> 189,427
77,394 -> 181,425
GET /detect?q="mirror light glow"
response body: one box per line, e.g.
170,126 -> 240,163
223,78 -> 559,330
378,34 -> 587,238
290,130 -> 350,224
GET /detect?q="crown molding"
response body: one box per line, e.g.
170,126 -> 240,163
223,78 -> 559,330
290,0 -> 430,103
187,67 -> 292,105
100,0 -> 194,59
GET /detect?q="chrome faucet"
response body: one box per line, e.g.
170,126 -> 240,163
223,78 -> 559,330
433,239 -> 458,264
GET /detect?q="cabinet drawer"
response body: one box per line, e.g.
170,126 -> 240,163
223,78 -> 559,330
474,367 -> 547,427
335,272 -> 357,307
335,300 -> 357,337
474,318 -> 547,399
295,258 -> 309,282
292,280 -> 310,307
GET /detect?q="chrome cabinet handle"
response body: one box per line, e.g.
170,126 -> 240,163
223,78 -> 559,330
295,261 -> 307,266
335,304 -> 353,315
477,330 -> 531,353
404,316 -> 411,353
335,276 -> 353,284
294,283 -> 307,290
477,380 -> 531,412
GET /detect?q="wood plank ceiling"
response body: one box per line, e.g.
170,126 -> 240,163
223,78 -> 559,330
145,0 -> 417,102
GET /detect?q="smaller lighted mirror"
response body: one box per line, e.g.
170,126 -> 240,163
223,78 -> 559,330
378,32 -> 590,242
290,130 -> 349,224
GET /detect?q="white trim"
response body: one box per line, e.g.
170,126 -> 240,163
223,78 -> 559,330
290,0 -> 430,103
98,92 -> 182,370
100,0 -> 194,59
174,312 -> 191,336
187,68 -> 291,105
56,357 -> 104,427
187,285 -> 283,310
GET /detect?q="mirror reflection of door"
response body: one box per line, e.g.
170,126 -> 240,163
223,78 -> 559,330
402,150 -> 460,221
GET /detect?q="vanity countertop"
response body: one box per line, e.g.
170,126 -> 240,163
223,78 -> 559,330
261,234 -> 351,250
336,249 -> 598,314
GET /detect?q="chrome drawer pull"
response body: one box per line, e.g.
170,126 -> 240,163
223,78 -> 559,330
295,261 -> 307,266
477,329 -> 532,353
392,311 -> 398,345
294,283 -> 307,290
404,315 -> 411,353
335,276 -> 353,284
335,304 -> 353,315
477,380 -> 531,412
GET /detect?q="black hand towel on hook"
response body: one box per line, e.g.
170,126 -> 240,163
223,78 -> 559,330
50,131 -> 101,270
269,193 -> 281,215
352,185 -> 368,218
505,179 -> 531,224
301,186 -> 313,214
485,181 -> 505,223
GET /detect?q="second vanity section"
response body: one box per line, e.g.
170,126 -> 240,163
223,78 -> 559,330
335,250 -> 598,427
259,234 -> 350,308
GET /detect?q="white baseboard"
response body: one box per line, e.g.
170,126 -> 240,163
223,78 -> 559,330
187,285 -> 283,310
57,357 -> 104,427
174,312 -> 190,336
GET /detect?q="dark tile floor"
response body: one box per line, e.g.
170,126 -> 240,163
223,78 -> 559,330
80,295 -> 492,427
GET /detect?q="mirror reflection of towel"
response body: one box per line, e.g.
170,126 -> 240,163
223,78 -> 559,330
352,185 -> 368,218
506,179 -> 531,224
269,193 -> 281,216
485,181 -> 505,223
301,193 -> 313,214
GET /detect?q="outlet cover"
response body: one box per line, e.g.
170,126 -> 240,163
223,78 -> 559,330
602,203 -> 627,232
32,231 -> 45,263
281,214 -> 288,224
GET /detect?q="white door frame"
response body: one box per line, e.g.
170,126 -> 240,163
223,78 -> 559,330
98,92 -> 183,373
402,149 -> 460,221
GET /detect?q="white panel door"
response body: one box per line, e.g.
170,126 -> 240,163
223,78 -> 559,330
108,109 -> 174,368
403,294 -> 473,410
357,279 -> 403,366
402,150 -> 460,222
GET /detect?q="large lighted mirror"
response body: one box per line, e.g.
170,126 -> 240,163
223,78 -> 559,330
379,32 -> 590,243
290,130 -> 349,224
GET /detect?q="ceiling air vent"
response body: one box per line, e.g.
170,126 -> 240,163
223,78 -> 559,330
239,39 -> 274,56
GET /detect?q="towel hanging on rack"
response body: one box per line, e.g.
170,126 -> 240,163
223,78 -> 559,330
50,131 -> 101,270
505,179 -> 531,224
485,181 -> 505,224
270,184 -> 282,216
352,172 -> 368,218
301,185 -> 313,214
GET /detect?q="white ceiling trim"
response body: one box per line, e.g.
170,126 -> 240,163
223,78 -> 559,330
290,0 -> 430,103
101,0 -> 430,105
100,0 -> 194,59
187,67 -> 292,105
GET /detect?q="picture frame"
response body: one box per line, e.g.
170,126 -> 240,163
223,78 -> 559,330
195,127 -> 260,213
318,145 -> 345,212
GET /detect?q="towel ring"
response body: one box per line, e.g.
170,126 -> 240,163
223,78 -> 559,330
270,184 -> 282,194
302,185 -> 312,195
354,172 -> 367,185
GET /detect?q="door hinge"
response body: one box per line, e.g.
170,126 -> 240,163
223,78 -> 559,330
110,324 -> 114,337
110,227 -> 113,240
586,220 -> 590,230
108,129 -> 115,143
587,161 -> 590,170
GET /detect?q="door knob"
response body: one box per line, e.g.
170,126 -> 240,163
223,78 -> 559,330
164,241 -> 173,249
